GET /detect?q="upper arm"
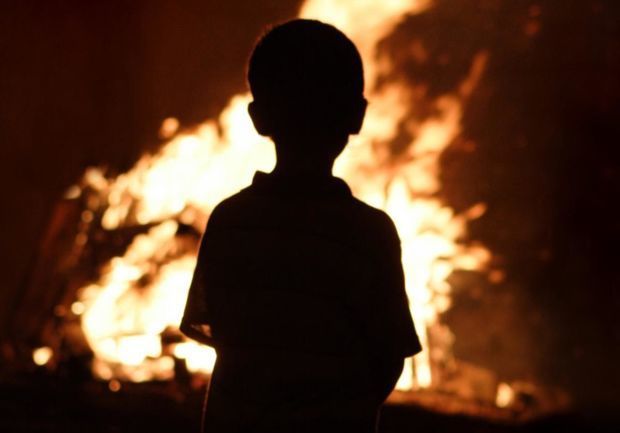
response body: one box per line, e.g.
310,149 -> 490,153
179,205 -> 227,346
355,212 -> 422,357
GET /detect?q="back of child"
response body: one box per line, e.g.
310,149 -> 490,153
181,19 -> 421,433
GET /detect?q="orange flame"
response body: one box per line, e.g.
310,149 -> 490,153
76,0 -> 490,390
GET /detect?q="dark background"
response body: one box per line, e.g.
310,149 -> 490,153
1,0 -> 618,418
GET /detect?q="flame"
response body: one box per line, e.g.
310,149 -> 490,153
75,0 -> 491,390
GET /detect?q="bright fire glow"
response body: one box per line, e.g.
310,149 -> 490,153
75,0 -> 491,391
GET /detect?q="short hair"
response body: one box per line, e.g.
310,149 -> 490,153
248,19 -> 364,132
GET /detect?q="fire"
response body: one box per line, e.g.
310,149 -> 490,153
75,0 -> 491,392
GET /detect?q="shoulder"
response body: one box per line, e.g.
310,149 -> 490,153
331,196 -> 401,255
350,197 -> 399,237
206,186 -> 258,228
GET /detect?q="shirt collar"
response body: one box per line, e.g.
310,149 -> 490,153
251,171 -> 352,198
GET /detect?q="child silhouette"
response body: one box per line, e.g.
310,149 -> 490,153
181,19 -> 421,433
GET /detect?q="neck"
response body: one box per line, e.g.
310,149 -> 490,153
271,136 -> 343,178
271,155 -> 334,178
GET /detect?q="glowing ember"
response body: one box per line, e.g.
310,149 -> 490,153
33,346 -> 53,366
74,0 -> 491,393
496,382 -> 516,408
109,379 -> 122,392
159,117 -> 180,139
71,301 -> 86,315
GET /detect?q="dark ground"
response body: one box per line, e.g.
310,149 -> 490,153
0,373 -> 616,433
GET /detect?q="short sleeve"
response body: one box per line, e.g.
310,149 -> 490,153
354,215 -> 422,358
179,221 -> 216,346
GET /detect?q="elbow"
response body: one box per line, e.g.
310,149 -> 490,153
372,355 -> 404,402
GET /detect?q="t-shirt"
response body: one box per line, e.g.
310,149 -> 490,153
181,171 -> 421,432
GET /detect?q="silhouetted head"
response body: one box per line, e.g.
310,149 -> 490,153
247,19 -> 367,162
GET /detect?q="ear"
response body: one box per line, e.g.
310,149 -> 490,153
348,98 -> 368,134
248,101 -> 271,136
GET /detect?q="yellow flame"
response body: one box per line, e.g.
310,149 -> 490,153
173,342 -> 217,374
77,0 -> 491,390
